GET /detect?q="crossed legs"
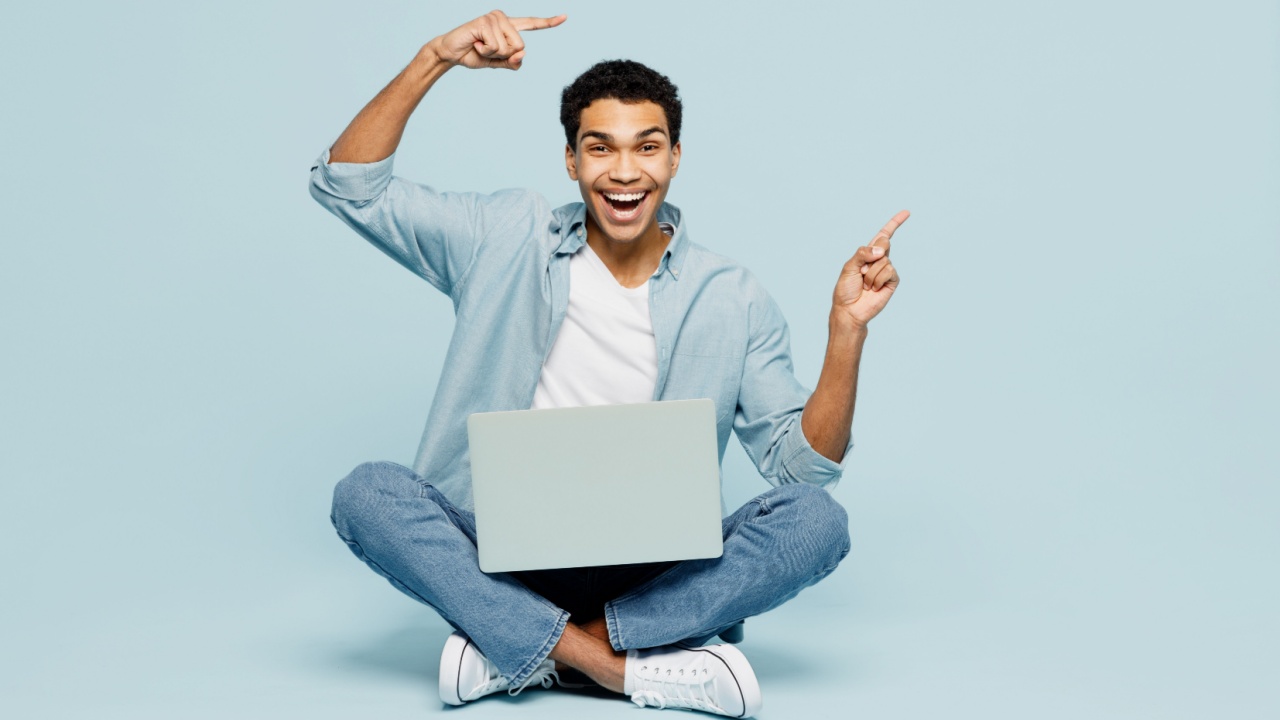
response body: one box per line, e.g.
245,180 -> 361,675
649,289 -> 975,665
330,460 -> 850,691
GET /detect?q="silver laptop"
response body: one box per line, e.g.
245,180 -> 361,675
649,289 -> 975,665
467,399 -> 723,573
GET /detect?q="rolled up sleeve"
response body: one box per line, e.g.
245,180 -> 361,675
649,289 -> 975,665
308,148 -> 536,298
309,148 -> 395,202
733,286 -> 852,490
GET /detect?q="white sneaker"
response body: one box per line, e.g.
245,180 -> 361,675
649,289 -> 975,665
624,643 -> 763,717
438,631 -> 558,706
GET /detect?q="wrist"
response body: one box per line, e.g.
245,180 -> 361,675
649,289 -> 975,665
828,310 -> 869,341
395,41 -> 452,93
416,38 -> 455,72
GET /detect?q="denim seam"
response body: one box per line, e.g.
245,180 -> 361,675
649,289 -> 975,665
423,484 -> 479,539
507,608 -> 569,686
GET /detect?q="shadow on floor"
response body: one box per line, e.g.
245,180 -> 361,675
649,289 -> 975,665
747,639 -> 854,684
325,618 -> 451,681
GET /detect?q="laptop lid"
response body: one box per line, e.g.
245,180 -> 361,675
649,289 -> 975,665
467,399 -> 723,573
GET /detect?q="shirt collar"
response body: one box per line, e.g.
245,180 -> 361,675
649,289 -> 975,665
554,202 -> 690,281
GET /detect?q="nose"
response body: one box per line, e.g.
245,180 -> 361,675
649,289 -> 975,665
609,151 -> 642,184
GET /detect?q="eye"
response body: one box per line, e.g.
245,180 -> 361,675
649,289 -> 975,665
641,144 -> 659,152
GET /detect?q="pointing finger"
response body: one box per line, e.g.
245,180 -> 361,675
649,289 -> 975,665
868,209 -> 910,249
511,14 -> 568,32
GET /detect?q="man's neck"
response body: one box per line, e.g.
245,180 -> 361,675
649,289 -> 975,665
584,216 -> 671,289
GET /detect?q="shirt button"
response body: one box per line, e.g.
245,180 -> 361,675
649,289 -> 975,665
577,227 -> 584,237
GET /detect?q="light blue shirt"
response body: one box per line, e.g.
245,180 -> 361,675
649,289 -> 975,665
310,149 -> 851,512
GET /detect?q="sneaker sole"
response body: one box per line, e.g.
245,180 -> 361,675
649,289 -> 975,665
684,643 -> 763,718
438,632 -> 472,706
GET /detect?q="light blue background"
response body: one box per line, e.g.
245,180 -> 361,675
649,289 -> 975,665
3,1 -> 1277,718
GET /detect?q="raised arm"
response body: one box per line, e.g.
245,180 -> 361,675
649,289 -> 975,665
801,210 -> 909,462
328,10 -> 566,164
309,11 -> 565,296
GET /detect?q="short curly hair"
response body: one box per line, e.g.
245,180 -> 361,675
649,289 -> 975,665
560,59 -> 683,148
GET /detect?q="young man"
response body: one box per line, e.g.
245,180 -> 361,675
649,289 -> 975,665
311,10 -> 906,717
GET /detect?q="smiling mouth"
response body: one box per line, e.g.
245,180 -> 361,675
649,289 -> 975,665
601,190 -> 649,221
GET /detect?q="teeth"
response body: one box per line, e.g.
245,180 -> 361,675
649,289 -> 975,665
604,192 -> 646,202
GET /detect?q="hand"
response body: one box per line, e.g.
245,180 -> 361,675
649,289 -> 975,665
430,10 -> 566,70
832,210 -> 909,329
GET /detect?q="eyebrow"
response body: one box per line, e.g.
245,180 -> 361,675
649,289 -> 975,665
579,126 -> 669,144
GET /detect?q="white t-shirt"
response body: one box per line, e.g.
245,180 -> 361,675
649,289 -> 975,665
530,225 -> 673,410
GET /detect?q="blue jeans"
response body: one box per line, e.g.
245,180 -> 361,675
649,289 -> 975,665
330,461 -> 851,687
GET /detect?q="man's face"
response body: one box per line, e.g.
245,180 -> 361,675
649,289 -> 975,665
566,98 -> 681,245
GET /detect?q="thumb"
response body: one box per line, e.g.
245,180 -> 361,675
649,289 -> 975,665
847,244 -> 886,272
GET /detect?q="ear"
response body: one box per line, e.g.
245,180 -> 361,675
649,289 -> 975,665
670,141 -> 682,178
565,143 -> 578,181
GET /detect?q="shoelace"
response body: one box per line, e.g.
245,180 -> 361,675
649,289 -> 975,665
629,665 -> 721,713
465,655 -> 559,701
469,673 -> 511,699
